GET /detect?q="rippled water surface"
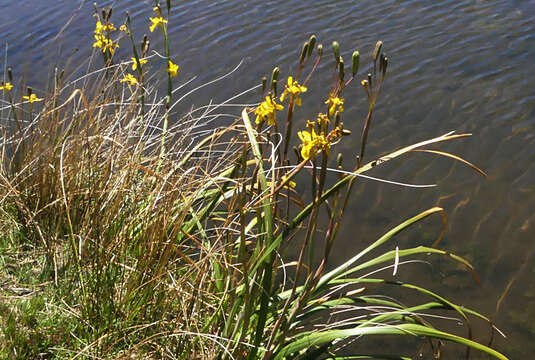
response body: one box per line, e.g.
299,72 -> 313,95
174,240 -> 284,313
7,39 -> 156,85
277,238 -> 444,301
1,0 -> 534,357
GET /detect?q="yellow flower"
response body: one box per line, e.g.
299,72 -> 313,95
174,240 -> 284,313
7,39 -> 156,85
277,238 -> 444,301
93,35 -> 119,55
149,16 -> 168,32
280,76 -> 307,106
254,95 -> 284,125
119,24 -> 128,32
95,21 -> 116,34
120,73 -> 138,85
298,128 -> 330,160
131,57 -> 148,71
0,82 -> 13,91
167,60 -> 179,77
281,174 -> 296,188
23,93 -> 43,104
325,95 -> 344,116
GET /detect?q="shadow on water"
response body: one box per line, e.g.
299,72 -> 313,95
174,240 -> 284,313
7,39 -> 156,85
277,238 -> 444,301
1,0 -> 534,357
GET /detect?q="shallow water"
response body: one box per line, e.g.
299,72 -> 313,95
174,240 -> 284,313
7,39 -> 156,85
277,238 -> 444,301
1,0 -> 534,357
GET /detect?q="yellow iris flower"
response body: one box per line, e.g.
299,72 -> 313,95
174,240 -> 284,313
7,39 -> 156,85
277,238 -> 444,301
255,95 -> 284,125
325,95 -> 344,116
168,60 -> 179,77
298,128 -> 330,160
93,35 -> 119,55
0,82 -> 13,91
280,76 -> 307,106
131,57 -> 148,71
95,21 -> 116,34
120,74 -> 138,86
23,94 -> 43,104
149,16 -> 168,32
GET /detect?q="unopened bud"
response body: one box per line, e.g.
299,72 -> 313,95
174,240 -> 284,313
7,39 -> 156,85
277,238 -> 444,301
382,56 -> 388,77
262,76 -> 267,93
337,153 -> 343,168
352,51 -> 360,77
308,35 -> 316,57
300,42 -> 309,63
317,43 -> 323,57
271,79 -> 278,97
271,66 -> 279,82
367,73 -> 372,89
338,56 -> 344,81
342,128 -> 352,136
373,41 -> 383,62
332,41 -> 340,64
7,67 -> 13,83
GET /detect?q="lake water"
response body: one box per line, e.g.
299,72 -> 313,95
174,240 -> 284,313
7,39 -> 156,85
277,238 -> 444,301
1,0 -> 534,357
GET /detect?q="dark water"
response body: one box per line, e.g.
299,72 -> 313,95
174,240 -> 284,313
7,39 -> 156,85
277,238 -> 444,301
1,0 -> 534,357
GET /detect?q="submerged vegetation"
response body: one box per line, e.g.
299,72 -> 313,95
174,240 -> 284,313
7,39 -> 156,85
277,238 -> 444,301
0,2 -> 508,359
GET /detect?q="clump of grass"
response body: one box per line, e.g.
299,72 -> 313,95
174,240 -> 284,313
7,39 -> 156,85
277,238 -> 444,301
0,2 -> 508,359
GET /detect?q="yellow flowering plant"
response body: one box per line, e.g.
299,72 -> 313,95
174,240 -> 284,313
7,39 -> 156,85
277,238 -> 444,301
131,57 -> 147,71
120,73 -> 138,86
0,3 -> 507,358
23,93 -> 43,103
149,16 -> 168,32
167,60 -> 179,77
325,95 -> 344,116
279,76 -> 307,105
0,82 -> 13,91
254,95 -> 283,125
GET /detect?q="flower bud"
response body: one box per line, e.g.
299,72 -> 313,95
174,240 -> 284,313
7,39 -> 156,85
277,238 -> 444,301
382,56 -> 388,77
361,79 -> 369,91
338,56 -> 344,81
317,43 -> 323,57
262,76 -> 267,93
308,35 -> 316,57
332,41 -> 340,64
271,66 -> 279,82
300,42 -> 309,63
367,73 -> 372,89
373,41 -> 383,62
352,51 -> 360,77
337,153 -> 343,168
271,79 -> 278,97
7,67 -> 13,83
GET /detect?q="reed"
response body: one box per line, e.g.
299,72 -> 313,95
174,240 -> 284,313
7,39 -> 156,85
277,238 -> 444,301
0,3 -> 507,359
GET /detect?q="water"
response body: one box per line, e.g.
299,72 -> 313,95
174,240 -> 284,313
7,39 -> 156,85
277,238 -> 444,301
1,0 -> 534,357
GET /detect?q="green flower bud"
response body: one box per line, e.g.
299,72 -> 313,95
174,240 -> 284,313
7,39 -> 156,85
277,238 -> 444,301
308,35 -> 316,57
262,76 -> 267,93
271,66 -> 279,82
373,40 -> 383,62
332,41 -> 340,64
300,42 -> 309,63
352,51 -> 360,76
317,43 -> 323,57
382,55 -> 388,77
367,73 -> 372,89
271,79 -> 278,97
7,67 -> 13,83
337,153 -> 343,168
338,56 -> 344,81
